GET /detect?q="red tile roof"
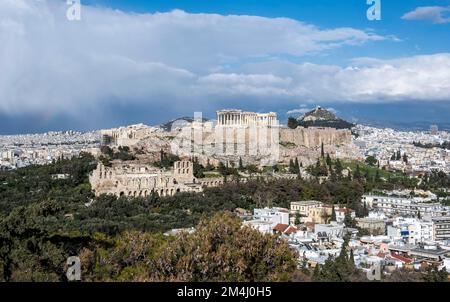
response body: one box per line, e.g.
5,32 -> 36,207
273,224 -> 297,234
273,224 -> 289,233
390,253 -> 412,263
284,226 -> 298,234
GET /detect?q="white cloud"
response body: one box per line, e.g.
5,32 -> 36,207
0,0 -> 390,114
237,54 -> 450,103
0,0 -> 449,117
402,6 -> 450,24
286,108 -> 310,116
286,107 -> 337,117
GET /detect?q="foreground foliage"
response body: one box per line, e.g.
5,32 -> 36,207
0,155 -> 448,282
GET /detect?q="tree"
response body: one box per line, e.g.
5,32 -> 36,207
375,170 -> 381,182
153,213 -> 298,281
364,169 -> 370,180
365,156 -> 378,167
218,161 -> 227,176
238,157 -> 244,171
335,159 -> 343,177
422,266 -> 448,282
349,249 -> 355,270
321,142 -> 325,158
396,150 -> 401,161
326,153 -> 332,167
354,165 -> 361,180
331,205 -> 336,222
344,210 -> 356,227
312,234 -> 358,282
403,153 -> 408,164
363,202 -> 369,217
287,117 -> 298,129
246,164 -> 259,175
289,159 -> 295,174
159,149 -> 164,162
391,152 -> 396,161
193,159 -> 205,178
294,158 -> 300,174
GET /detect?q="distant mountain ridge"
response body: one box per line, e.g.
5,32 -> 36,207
296,107 -> 355,130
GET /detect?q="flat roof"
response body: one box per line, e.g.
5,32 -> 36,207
291,200 -> 322,205
410,247 -> 448,256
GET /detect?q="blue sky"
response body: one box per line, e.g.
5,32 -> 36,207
82,0 -> 450,60
0,0 -> 449,133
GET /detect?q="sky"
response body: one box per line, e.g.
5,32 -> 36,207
0,0 -> 450,134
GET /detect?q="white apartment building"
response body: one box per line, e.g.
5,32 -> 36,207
362,194 -> 449,218
387,217 -> 433,244
253,207 -> 290,228
432,216 -> 450,241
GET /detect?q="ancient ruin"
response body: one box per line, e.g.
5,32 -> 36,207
90,160 -> 224,197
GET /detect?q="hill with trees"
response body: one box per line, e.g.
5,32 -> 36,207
293,107 -> 355,129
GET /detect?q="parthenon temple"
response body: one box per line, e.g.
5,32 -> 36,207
217,109 -> 278,126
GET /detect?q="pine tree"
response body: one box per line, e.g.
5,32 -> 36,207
344,210 -> 355,227
312,264 -> 321,281
375,170 -> 381,182
289,159 -> 295,173
218,161 -> 227,176
354,165 -> 361,180
159,149 -> 165,163
364,169 -> 370,180
335,159 -> 343,177
326,153 -> 332,166
403,153 -> 408,164
238,157 -> 244,171
349,249 -> 355,270
287,117 -> 298,129
321,142 -> 325,158
294,158 -> 300,174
